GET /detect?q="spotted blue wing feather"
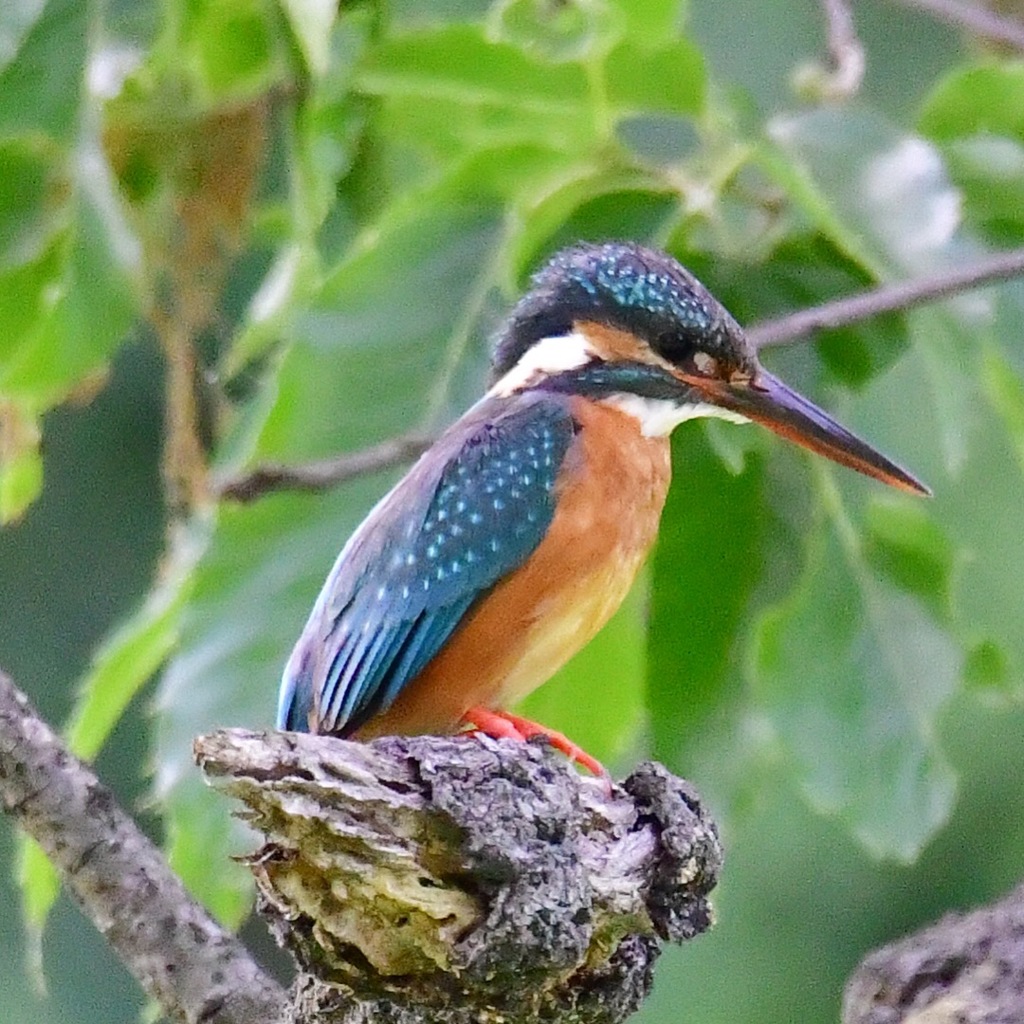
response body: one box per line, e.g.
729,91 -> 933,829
277,394 -> 578,736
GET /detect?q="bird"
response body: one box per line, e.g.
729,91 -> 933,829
277,241 -> 929,775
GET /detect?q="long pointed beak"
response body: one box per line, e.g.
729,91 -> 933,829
694,370 -> 931,496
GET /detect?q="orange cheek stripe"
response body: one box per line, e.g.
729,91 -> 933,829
576,320 -> 668,367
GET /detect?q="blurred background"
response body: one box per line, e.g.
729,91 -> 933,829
3,0 -> 1024,1021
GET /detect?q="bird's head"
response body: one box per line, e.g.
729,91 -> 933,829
491,242 -> 929,495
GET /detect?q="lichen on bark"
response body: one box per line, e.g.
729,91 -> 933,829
195,729 -> 723,1024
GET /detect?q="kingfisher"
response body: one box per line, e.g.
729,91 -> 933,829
278,242 -> 928,775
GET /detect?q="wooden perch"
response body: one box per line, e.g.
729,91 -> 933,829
195,729 -> 723,1024
844,882 -> 1024,1024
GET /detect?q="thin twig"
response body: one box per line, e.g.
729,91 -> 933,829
792,0 -> 864,101
0,669 -> 287,1024
152,307 -> 210,516
217,432 -> 433,503
818,0 -> 866,99
749,245 -> 1024,348
893,0 -> 1024,50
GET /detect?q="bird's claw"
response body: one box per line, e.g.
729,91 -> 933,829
462,706 -> 610,788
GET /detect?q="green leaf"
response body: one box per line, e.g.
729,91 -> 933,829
223,245 -> 308,377
358,24 -> 589,113
186,0 -> 285,103
938,390 -> 1024,693
354,20 -> 701,211
604,37 -> 704,116
0,240 -> 64,361
280,0 -> 336,75
767,235 -> 909,388
0,440 -> 42,522
14,524 -> 203,947
647,425 -> 764,764
0,139 -> 65,267
0,0 -> 87,140
611,0 -> 682,44
962,639 -> 1014,703
648,231 -> 961,849
375,90 -> 596,172
506,170 -> 672,284
616,112 -> 699,167
0,401 -> 42,523
766,107 -> 978,279
750,235 -> 910,388
154,499 -> 330,920
543,187 -> 676,252
66,526 -> 202,760
938,136 -> 1024,242
919,64 -> 1024,243
911,307 -> 977,476
919,62 -> 1024,142
519,575 -> 648,769
863,496 -> 955,622
432,144 -> 581,208
156,204 -> 504,919
287,15 -> 368,233
752,490 -> 961,861
0,149 -> 139,405
0,0 -> 46,73
16,837 -> 60,990
982,348 -> 1024,471
489,0 -> 625,64
357,24 -> 704,189
165,797 -> 254,926
856,334 -> 1024,704
764,107 -> 988,473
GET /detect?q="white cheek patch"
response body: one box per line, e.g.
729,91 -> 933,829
606,394 -> 750,437
489,331 -> 595,397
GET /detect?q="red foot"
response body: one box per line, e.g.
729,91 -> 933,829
462,706 -> 609,781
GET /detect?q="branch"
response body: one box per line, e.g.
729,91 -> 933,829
749,245 -> 1024,348
0,669 -> 287,1024
151,306 -> 211,517
891,0 -> 1024,50
217,247 -> 1024,502
794,0 -> 866,101
196,729 -> 723,1024
844,882 -> 1024,1023
217,432 -> 433,503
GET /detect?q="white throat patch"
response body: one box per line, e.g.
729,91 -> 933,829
605,394 -> 750,437
489,331 -> 594,397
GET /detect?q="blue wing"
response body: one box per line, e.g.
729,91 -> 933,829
278,393 -> 578,736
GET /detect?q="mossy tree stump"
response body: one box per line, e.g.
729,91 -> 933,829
195,730 -> 723,1024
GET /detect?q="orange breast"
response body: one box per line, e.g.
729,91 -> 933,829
355,398 -> 672,739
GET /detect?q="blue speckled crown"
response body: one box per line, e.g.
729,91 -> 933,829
491,242 -> 749,380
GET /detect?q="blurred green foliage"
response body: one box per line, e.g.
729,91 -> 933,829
2,0 -> 1024,1022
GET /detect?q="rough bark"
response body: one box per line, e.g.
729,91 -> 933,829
195,728 -> 724,1024
0,670 -> 287,1024
844,883 -> 1024,1024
